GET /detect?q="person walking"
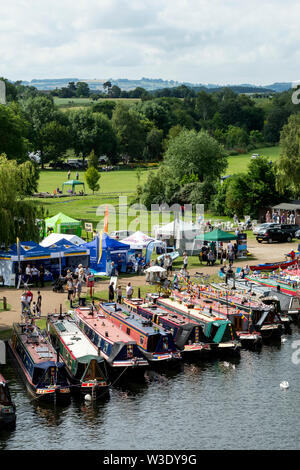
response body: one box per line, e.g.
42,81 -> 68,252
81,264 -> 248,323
21,292 -> 27,316
67,278 -> 74,302
108,282 -> 115,302
183,252 -> 188,271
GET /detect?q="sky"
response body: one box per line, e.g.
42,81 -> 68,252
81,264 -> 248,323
1,0 -> 300,85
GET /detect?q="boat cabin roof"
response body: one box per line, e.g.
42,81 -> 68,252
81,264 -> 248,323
139,303 -> 197,326
101,302 -> 169,336
14,323 -> 57,364
49,315 -> 99,359
74,307 -> 136,344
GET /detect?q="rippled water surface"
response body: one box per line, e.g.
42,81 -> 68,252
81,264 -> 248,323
1,326 -> 300,450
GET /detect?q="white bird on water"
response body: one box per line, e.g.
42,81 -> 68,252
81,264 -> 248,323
280,381 -> 289,389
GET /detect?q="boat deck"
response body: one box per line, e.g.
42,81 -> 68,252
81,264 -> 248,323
127,300 -> 198,327
74,307 -> 136,344
14,324 -> 56,364
100,302 -> 171,336
157,298 -> 222,323
48,315 -> 99,358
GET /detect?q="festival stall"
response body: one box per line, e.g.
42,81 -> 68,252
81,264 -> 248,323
0,239 -> 90,285
121,231 -> 165,265
44,212 -> 82,237
144,266 -> 167,284
193,228 -> 238,258
83,232 -> 130,275
40,233 -> 86,247
61,180 -> 85,194
154,219 -> 200,253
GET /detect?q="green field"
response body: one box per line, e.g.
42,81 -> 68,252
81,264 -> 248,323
33,146 -> 280,229
226,146 -> 280,175
54,97 -> 140,110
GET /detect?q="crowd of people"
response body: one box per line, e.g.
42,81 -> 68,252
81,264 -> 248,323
20,289 -> 42,318
265,210 -> 296,224
17,264 -> 45,288
108,281 -> 134,304
197,241 -> 238,266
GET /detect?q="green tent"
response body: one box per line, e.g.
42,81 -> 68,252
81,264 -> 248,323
195,228 -> 238,242
45,212 -> 82,236
62,180 -> 85,194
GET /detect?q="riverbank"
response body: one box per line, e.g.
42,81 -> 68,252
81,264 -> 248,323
0,239 -> 297,332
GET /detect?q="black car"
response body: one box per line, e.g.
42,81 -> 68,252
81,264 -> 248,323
256,227 -> 294,243
280,224 -> 299,236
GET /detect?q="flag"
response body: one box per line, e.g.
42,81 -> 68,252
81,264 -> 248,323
98,231 -> 103,264
104,205 -> 109,233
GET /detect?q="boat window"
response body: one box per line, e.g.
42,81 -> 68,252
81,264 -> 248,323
139,336 -> 144,346
126,328 -> 130,336
233,316 -> 243,331
82,360 -> 104,381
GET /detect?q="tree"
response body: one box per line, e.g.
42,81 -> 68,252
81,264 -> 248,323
264,107 -> 291,144
225,125 -> 249,149
92,100 -> 116,119
85,166 -> 100,194
164,128 -> 227,184
68,109 -> 118,164
0,104 -> 30,161
0,154 -> 43,247
103,81 -> 112,94
87,149 -> 98,168
75,82 -> 90,98
111,103 -> 146,161
40,120 -> 71,165
144,128 -> 163,161
277,113 -> 300,197
109,85 -> 121,98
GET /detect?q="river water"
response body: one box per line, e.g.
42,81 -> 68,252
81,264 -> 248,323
1,325 -> 300,450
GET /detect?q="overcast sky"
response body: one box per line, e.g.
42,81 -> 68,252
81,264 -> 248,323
1,0 -> 300,85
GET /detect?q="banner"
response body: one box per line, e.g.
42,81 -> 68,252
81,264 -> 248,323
145,241 -> 155,264
104,205 -> 109,233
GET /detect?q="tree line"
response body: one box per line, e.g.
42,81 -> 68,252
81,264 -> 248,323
1,77 -> 300,222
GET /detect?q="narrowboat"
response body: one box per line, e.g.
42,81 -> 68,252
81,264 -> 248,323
0,373 -> 16,429
99,302 -> 182,365
244,274 -> 300,296
249,259 -> 298,272
47,313 -> 110,398
124,298 -> 214,358
172,289 -> 262,349
72,306 -> 149,378
8,323 -> 72,402
155,297 -> 241,356
207,285 -> 285,340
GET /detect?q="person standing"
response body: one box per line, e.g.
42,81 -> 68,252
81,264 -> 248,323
37,291 -> 42,317
76,278 -> 82,299
110,261 -> 117,276
21,292 -> 27,316
32,266 -> 39,288
126,282 -> 133,300
117,285 -> 122,304
67,170 -> 71,180
183,252 -> 188,271
25,264 -> 32,285
39,264 -> 45,288
67,278 -> 74,302
76,172 -> 79,180
108,282 -> 115,302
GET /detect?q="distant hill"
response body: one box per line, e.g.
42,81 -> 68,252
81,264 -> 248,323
18,77 -> 291,94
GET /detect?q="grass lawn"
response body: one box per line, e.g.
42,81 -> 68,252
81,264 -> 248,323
54,97 -> 140,110
226,146 -> 280,175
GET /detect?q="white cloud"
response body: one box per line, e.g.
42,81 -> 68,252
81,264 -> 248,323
0,0 -> 299,84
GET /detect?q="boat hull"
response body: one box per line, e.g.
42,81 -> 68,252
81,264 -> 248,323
7,339 -> 71,404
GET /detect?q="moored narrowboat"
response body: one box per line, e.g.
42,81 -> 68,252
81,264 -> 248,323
0,373 -> 16,429
72,306 -> 149,378
99,302 -> 182,365
47,313 -> 110,399
124,298 -> 214,358
156,297 -> 241,356
8,323 -> 72,402
171,289 -> 262,349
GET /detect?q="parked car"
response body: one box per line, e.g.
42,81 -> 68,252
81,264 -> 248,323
256,227 -> 294,243
295,229 -> 300,239
251,154 -> 260,159
109,230 -> 134,240
253,223 -> 280,235
280,224 -> 299,236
